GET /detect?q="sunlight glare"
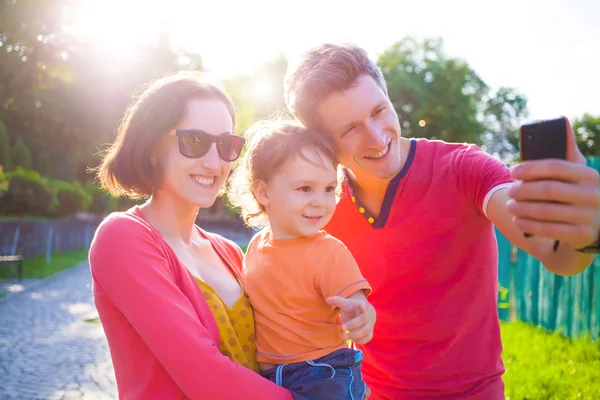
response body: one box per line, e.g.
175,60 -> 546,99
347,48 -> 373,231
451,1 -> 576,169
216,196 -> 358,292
64,0 -> 165,59
252,80 -> 273,101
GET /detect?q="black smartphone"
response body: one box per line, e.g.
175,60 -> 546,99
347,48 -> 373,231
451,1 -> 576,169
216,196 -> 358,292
518,117 -> 567,249
520,117 -> 567,162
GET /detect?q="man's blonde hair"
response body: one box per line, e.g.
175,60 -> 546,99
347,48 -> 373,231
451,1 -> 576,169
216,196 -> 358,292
284,43 -> 388,129
227,120 -> 339,229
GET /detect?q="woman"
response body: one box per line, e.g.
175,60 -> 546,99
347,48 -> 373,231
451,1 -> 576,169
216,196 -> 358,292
89,72 -> 293,399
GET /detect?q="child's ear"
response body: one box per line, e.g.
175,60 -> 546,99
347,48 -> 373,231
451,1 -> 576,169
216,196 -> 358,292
254,180 -> 270,207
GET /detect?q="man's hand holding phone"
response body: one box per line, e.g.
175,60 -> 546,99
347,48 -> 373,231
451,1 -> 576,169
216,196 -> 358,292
507,116 -> 600,251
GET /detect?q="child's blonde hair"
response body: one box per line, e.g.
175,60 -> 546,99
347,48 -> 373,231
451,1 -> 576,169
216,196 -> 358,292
227,120 -> 339,229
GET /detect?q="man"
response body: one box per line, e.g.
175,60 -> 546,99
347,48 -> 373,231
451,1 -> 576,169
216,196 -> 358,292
283,43 -> 600,399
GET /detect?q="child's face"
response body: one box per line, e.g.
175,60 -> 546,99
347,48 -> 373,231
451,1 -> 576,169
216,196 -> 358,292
259,148 -> 338,240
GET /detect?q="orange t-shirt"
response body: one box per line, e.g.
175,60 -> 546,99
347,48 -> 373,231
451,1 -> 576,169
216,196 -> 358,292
243,229 -> 371,365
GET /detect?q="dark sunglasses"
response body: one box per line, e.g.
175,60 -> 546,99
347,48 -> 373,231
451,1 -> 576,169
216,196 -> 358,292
175,129 -> 245,162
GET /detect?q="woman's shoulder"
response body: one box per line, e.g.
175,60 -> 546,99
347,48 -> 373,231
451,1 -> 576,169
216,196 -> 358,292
92,209 -> 157,250
98,209 -> 151,233
88,209 -> 173,283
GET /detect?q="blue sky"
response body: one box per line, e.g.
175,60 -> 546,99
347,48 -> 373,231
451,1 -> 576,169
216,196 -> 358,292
73,0 -> 599,121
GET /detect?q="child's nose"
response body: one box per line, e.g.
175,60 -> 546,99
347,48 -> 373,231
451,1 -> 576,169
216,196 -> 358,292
310,193 -> 325,207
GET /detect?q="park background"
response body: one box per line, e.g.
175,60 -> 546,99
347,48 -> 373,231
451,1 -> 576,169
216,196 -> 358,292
0,0 -> 599,399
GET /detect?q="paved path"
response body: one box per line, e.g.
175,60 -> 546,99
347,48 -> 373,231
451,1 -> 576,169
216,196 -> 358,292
1,278 -> 41,299
0,263 -> 117,400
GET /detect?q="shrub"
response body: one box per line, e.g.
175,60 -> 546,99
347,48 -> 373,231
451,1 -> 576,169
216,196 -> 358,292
51,180 -> 93,217
0,167 -> 54,216
0,168 -> 94,217
84,180 -> 118,215
0,121 -> 10,170
12,138 -> 32,170
0,165 -> 8,200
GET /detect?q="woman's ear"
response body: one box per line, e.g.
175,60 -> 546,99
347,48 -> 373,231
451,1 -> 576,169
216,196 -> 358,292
254,180 -> 270,208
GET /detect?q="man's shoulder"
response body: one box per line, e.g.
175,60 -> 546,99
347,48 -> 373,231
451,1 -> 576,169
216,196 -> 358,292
414,139 -> 494,176
415,138 -> 475,157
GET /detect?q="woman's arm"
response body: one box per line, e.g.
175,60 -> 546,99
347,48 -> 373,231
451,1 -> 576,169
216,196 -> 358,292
90,215 -> 292,400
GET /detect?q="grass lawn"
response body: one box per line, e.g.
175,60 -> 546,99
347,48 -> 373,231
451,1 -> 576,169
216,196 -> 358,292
0,248 -> 88,280
501,321 -> 600,400
0,216 -> 53,222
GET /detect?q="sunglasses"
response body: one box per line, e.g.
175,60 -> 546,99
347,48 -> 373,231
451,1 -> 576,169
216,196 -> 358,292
175,129 -> 245,162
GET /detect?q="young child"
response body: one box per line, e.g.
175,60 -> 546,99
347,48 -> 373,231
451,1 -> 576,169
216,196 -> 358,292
227,120 -> 374,400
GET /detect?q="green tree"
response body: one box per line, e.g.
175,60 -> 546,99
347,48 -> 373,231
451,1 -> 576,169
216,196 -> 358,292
0,120 -> 10,169
0,0 -> 189,181
378,37 -> 487,143
378,37 -> 528,153
12,138 -> 32,169
481,87 -> 529,162
573,114 -> 600,157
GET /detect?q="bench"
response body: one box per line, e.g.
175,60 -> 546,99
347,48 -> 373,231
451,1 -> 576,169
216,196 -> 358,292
0,255 -> 24,280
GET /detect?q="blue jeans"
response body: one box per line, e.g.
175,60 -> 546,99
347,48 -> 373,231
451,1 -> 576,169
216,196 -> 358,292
260,348 -> 366,400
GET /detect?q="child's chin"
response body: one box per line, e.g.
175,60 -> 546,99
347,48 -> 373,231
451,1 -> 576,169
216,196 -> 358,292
301,227 -> 322,237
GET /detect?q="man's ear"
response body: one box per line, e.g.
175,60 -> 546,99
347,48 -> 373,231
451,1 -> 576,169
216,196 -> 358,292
254,180 -> 270,207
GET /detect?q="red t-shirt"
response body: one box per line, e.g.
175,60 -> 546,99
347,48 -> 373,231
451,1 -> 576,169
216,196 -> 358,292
325,139 -> 514,400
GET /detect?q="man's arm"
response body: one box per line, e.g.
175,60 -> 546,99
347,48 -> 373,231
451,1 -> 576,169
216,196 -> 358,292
497,117 -> 600,276
488,187 -> 596,276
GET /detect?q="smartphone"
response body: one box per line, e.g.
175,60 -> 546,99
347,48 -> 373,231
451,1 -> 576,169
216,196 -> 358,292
518,117 -> 567,249
520,117 -> 567,162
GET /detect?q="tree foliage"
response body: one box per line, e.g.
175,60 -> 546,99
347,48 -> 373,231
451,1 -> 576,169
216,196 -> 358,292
573,114 -> 600,157
378,37 -> 529,160
2,3 -> 596,220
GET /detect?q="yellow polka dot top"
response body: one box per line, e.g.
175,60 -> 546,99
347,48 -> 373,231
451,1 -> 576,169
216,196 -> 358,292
196,279 -> 258,372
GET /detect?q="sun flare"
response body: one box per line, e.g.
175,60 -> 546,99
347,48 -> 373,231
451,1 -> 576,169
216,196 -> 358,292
252,80 -> 274,101
63,0 -> 166,59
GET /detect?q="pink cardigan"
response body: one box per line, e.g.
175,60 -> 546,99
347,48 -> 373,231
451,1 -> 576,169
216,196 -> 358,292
89,208 -> 292,400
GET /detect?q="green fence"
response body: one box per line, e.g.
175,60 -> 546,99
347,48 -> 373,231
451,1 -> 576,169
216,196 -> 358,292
496,157 -> 600,341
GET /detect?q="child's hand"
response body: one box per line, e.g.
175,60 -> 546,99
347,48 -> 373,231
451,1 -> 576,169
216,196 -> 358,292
326,291 -> 376,344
